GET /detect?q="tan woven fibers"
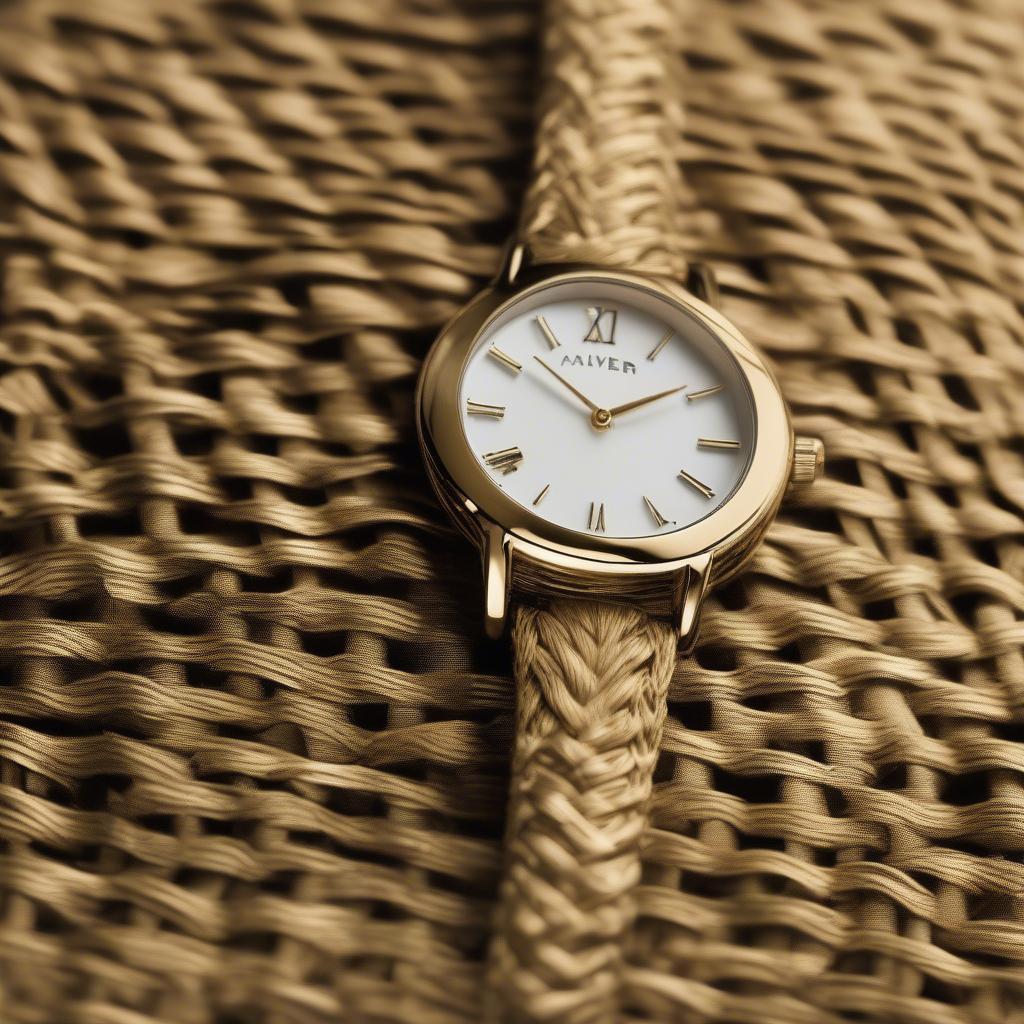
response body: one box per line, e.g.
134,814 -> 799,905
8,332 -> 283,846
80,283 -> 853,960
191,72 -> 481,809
0,1 -> 1023,1022
488,601 -> 676,1024
520,0 -> 688,277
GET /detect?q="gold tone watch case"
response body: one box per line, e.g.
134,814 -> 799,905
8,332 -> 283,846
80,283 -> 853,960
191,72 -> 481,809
416,246 -> 804,650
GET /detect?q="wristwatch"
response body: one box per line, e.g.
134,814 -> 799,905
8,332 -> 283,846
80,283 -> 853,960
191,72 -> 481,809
416,1 -> 824,1020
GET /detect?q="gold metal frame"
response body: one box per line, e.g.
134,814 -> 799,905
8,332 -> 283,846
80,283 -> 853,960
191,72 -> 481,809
416,256 -> 794,647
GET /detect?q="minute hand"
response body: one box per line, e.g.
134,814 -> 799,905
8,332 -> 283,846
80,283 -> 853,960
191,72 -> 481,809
608,384 -> 687,417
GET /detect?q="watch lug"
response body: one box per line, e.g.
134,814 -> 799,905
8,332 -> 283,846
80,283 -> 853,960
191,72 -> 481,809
482,522 -> 512,639
673,552 -> 713,654
685,262 -> 720,310
495,237 -> 531,288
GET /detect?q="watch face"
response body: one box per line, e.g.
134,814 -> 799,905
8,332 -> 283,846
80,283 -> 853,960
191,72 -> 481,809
458,278 -> 756,539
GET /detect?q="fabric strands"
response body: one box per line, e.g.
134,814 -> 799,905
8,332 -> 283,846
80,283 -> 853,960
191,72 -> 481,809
0,1 -> 1022,1023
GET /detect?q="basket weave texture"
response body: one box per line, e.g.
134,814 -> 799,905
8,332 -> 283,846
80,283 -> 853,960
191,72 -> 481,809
1,1 -> 1023,1022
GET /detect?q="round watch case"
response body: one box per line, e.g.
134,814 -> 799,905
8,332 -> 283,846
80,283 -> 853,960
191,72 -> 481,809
416,263 -> 794,631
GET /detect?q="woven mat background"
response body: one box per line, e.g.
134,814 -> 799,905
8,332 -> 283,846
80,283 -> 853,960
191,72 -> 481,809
0,1 -> 1023,1022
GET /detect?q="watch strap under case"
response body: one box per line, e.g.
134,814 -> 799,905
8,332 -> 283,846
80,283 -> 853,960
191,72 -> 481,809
486,598 -> 676,1022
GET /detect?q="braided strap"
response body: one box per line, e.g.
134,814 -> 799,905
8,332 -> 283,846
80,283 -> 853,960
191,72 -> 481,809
519,0 -> 688,277
486,600 -> 676,1023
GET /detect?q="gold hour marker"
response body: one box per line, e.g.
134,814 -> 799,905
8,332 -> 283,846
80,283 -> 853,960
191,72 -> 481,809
688,384 -> 723,402
644,496 -> 672,528
483,447 -> 523,474
488,345 -> 522,374
698,438 -> 741,450
533,484 -> 550,506
466,400 -> 506,419
535,316 -> 561,350
584,306 -> 617,344
588,501 -> 606,532
646,329 -> 674,361
678,469 -> 715,499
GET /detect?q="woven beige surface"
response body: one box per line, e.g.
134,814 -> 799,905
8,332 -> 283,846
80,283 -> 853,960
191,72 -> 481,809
0,1 -> 1023,1023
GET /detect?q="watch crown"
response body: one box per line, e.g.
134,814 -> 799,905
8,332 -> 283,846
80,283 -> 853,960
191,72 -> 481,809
791,436 -> 824,485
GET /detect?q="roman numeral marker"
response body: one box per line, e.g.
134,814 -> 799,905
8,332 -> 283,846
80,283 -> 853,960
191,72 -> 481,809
644,496 -> 672,527
488,345 -> 522,373
588,501 -> 606,532
535,316 -> 561,350
584,306 -> 617,344
483,447 -> 523,474
678,469 -> 715,499
647,329 -> 674,361
533,484 -> 550,506
698,438 -> 741,450
688,384 -> 723,402
466,400 -> 505,419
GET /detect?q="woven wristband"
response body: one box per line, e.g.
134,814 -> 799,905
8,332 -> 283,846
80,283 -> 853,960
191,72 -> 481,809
485,2 -> 689,1021
516,0 -> 688,279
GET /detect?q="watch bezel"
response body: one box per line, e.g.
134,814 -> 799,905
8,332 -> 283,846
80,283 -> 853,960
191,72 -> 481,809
417,266 -> 792,573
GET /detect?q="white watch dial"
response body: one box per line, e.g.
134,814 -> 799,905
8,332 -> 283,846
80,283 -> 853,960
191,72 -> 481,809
459,279 -> 756,539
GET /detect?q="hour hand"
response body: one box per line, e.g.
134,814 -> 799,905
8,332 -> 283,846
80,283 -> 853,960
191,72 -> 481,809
533,356 -> 601,413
